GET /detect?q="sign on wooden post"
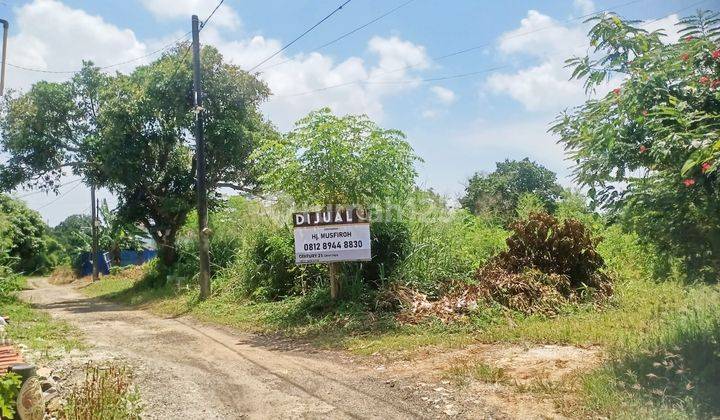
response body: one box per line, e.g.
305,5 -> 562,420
293,207 -> 371,264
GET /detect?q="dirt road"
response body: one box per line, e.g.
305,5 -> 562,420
18,278 -> 452,419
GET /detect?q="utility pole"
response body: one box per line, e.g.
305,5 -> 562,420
90,186 -> 99,282
192,15 -> 211,300
0,19 -> 8,95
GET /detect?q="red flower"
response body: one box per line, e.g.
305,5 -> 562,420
699,76 -> 710,85
702,162 -> 713,173
684,35 -> 694,41
613,87 -> 621,95
639,145 -> 647,153
683,178 -> 696,187
681,53 -> 690,61
642,110 -> 649,116
712,79 -> 720,89
712,50 -> 720,59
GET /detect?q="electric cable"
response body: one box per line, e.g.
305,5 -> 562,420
256,0 -> 417,73
247,0 -> 353,73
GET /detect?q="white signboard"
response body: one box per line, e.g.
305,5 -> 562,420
293,208 -> 371,264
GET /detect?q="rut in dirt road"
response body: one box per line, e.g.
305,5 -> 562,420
19,278 -> 435,420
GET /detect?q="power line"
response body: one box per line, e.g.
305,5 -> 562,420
200,0 -> 225,29
257,0 -> 418,73
13,178 -> 83,199
166,0 -> 227,85
269,0 -> 697,98
247,0 -> 353,73
35,180 -> 84,210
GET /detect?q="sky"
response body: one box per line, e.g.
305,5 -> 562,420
1,0 -> 712,225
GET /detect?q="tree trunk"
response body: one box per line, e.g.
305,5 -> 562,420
156,234 -> 177,267
329,262 -> 341,300
111,244 -> 121,267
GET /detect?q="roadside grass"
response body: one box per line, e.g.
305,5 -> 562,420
580,290 -> 720,419
81,262 -> 714,356
1,276 -> 85,359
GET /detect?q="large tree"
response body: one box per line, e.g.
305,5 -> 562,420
1,45 -> 273,267
551,10 -> 720,277
252,108 -> 419,298
0,63 -> 107,192
460,158 -> 563,224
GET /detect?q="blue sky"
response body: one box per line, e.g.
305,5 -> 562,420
2,0 -> 710,225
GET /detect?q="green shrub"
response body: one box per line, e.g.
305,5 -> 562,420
0,195 -> 61,274
0,372 -> 22,419
360,220 -> 412,288
228,225 -> 326,301
0,273 -> 21,304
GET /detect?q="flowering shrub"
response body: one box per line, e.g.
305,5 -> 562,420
552,10 -> 720,277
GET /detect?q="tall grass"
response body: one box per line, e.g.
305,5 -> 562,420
390,207 -> 507,296
583,290 -> 720,418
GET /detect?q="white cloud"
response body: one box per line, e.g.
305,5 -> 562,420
430,86 -> 456,104
487,62 -> 588,111
201,30 -> 430,129
485,10 -> 601,112
498,10 -> 587,59
140,0 -> 240,30
573,0 -> 595,16
6,1 -> 430,131
8,0 -> 148,91
486,9 -> 685,113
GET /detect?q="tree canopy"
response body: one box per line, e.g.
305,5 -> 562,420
460,158 -> 563,224
1,45 -> 273,266
252,108 -> 419,207
551,10 -> 720,276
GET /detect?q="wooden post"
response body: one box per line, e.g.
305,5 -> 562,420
329,262 -> 341,300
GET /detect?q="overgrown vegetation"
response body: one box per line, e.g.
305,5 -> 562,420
475,212 -> 612,315
553,9 -> 720,279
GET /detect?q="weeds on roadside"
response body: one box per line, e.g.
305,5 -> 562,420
64,363 -> 142,420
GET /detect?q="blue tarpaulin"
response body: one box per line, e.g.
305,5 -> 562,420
78,249 -> 157,276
